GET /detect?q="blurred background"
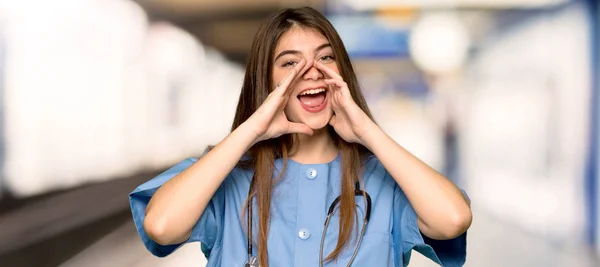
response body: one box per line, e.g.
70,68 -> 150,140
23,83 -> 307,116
0,0 -> 599,266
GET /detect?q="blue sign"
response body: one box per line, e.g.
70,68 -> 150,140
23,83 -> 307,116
328,15 -> 411,58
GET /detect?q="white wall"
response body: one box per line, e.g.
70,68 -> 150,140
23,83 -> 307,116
459,3 -> 591,242
1,0 -> 244,197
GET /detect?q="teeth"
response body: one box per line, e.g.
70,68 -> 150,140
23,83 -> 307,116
299,88 -> 326,96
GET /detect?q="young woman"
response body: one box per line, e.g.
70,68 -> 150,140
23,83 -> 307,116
130,7 -> 471,267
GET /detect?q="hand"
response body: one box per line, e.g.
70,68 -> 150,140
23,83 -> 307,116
245,58 -> 314,143
314,62 -> 377,146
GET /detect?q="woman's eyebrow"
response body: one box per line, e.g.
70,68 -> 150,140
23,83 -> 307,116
274,50 -> 300,61
314,43 -> 331,53
274,43 -> 331,62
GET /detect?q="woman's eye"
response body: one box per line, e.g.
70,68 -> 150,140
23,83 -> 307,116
282,61 -> 297,67
318,55 -> 335,62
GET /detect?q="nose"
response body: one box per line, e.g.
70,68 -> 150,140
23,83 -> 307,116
302,65 -> 324,81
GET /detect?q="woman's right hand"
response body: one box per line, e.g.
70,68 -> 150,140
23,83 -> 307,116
244,58 -> 314,143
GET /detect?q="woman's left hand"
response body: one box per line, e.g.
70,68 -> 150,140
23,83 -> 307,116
315,62 -> 378,146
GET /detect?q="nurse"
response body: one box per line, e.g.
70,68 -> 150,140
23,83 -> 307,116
130,7 -> 471,267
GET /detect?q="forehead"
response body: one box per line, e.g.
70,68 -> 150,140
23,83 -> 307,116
274,26 -> 329,52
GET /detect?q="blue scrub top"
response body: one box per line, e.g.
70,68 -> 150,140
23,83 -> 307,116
130,154 -> 467,266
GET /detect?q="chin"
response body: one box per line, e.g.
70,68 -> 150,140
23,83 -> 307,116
286,100 -> 333,131
301,112 -> 333,130
305,121 -> 329,131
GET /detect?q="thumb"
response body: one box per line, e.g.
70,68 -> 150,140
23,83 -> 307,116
329,114 -> 337,127
288,122 -> 314,136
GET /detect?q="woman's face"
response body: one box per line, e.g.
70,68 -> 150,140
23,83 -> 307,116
272,26 -> 339,131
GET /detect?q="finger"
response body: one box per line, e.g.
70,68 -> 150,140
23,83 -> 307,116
329,114 -> 337,127
315,62 -> 343,80
275,58 -> 307,94
284,58 -> 314,95
297,58 -> 314,78
324,78 -> 348,90
287,122 -> 314,136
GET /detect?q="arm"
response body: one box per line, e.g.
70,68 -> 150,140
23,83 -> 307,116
143,58 -> 312,246
314,61 -> 471,240
144,123 -> 257,245
362,126 -> 472,240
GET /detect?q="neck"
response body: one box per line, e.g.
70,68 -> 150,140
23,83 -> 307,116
290,127 -> 338,164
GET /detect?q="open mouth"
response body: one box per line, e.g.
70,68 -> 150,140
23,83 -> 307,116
297,87 -> 327,110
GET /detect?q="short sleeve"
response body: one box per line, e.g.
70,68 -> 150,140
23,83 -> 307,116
129,158 -> 224,258
393,185 -> 468,267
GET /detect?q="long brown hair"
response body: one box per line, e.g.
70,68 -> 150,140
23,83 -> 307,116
230,7 -> 376,266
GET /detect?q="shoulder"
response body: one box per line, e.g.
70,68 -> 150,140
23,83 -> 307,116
362,154 -> 396,189
185,157 -> 253,182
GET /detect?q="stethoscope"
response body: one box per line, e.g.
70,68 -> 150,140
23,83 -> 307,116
245,181 -> 372,267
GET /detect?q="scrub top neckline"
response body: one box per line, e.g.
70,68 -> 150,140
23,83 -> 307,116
283,152 -> 341,167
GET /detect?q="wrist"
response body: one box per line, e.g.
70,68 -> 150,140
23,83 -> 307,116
359,123 -> 384,150
232,121 -> 261,149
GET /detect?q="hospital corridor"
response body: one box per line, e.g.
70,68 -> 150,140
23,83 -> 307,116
1,0 -> 600,266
